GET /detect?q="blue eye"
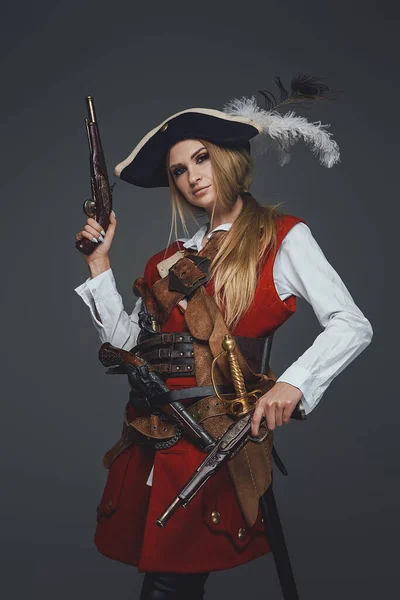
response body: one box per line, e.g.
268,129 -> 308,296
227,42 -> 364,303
172,152 -> 209,178
173,167 -> 185,177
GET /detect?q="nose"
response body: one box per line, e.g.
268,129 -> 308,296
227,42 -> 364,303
188,166 -> 201,187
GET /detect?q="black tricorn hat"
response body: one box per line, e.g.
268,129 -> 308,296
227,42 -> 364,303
115,76 -> 341,188
114,108 -> 260,188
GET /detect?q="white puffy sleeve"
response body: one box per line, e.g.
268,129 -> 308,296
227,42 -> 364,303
74,268 -> 142,350
273,222 -> 373,414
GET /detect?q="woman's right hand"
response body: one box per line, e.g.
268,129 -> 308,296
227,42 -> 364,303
75,210 -> 117,265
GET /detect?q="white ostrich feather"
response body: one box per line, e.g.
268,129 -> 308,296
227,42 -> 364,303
223,96 -> 340,168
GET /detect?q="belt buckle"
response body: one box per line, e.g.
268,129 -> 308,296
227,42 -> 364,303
161,333 -> 175,344
158,348 -> 171,358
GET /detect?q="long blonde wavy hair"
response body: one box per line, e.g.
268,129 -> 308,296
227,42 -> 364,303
166,139 -> 282,330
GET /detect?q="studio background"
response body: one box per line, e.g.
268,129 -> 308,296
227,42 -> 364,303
1,1 -> 396,598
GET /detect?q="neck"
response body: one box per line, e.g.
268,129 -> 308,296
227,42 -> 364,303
207,194 -> 244,229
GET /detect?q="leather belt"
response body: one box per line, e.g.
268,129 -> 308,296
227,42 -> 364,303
128,332 -> 272,380
149,362 -> 194,374
130,332 -> 194,353
129,384 -> 236,409
139,346 -> 194,361
130,332 -> 195,378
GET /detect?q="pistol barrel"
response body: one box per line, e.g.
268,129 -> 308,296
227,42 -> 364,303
86,95 -> 96,123
156,496 -> 182,528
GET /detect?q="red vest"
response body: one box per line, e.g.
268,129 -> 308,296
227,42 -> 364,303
94,213 -> 306,573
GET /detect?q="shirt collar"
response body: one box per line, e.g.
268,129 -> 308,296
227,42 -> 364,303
178,223 -> 233,252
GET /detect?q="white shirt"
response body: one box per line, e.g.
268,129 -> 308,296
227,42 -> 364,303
75,221 -> 373,485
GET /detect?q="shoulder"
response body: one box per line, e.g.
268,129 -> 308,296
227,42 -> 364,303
274,213 -> 308,240
268,213 -> 309,256
143,241 -> 185,287
274,218 -> 333,278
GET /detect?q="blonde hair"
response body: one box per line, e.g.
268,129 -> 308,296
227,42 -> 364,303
166,140 -> 282,330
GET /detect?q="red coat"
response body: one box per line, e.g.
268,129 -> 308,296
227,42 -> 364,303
94,213 -> 306,573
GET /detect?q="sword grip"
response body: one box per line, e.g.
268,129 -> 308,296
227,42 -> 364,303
222,335 -> 247,398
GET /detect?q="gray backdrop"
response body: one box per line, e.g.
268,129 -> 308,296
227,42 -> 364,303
1,0 -> 396,598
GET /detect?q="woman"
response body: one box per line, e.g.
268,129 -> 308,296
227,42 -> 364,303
75,76 -> 373,599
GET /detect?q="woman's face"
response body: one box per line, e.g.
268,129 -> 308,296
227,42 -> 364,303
168,139 -> 217,210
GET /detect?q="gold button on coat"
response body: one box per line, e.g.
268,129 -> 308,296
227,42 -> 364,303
160,123 -> 169,132
106,500 -> 112,513
211,511 -> 220,524
238,527 -> 246,540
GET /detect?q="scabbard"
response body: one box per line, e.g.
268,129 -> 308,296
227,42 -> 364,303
260,334 -> 300,599
260,486 -> 300,599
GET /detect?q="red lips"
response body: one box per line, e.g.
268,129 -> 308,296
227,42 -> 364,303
193,185 -> 211,195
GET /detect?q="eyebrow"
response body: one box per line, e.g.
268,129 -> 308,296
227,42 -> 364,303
169,147 -> 206,171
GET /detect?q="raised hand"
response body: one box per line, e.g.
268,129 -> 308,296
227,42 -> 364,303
75,210 -> 117,265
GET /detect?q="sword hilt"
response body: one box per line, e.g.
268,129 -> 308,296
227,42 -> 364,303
221,335 -> 247,397
218,335 -> 260,418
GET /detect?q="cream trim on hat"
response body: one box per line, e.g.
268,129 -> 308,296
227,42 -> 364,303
114,107 -> 262,178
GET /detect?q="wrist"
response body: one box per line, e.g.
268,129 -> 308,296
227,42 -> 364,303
275,381 -> 303,401
87,257 -> 111,279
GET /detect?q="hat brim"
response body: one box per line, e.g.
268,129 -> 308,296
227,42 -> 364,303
114,108 -> 260,188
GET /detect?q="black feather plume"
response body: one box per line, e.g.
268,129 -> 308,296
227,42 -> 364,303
258,73 -> 341,112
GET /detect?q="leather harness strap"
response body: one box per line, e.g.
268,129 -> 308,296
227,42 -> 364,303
150,231 -> 225,325
128,384 -> 236,408
130,332 -> 194,352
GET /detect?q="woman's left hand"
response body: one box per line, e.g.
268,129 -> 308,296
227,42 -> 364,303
251,382 -> 303,436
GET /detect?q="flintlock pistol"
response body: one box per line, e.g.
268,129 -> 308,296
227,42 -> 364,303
75,96 -> 113,256
155,335 -> 306,528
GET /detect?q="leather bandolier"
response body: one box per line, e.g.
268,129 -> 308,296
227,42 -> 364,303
105,231 -> 278,528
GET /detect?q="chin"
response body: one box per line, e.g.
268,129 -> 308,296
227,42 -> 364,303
189,191 -> 217,209
193,199 -> 216,211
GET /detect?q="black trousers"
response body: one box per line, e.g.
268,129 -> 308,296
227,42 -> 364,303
139,572 -> 210,600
